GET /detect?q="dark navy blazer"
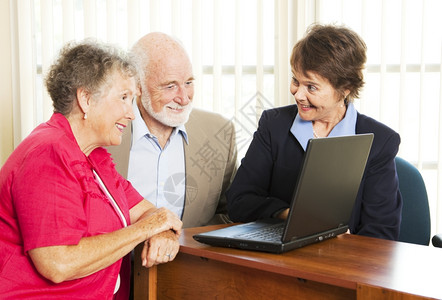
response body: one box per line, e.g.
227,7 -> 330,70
227,104 -> 402,240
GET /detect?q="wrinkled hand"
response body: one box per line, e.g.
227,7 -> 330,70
141,230 -> 180,268
138,207 -> 183,239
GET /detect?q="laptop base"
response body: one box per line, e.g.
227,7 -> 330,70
193,220 -> 348,254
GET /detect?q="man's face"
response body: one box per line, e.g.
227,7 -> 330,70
140,50 -> 194,128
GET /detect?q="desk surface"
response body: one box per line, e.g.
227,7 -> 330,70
175,224 -> 442,299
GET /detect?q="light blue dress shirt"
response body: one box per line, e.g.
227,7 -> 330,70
128,102 -> 188,219
291,102 -> 358,150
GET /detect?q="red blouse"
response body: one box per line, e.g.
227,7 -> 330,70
0,113 -> 143,299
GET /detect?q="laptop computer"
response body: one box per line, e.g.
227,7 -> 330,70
193,133 -> 374,254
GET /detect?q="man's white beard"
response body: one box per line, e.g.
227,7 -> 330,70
141,92 -> 192,127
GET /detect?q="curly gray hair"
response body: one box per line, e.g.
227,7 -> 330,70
45,39 -> 137,116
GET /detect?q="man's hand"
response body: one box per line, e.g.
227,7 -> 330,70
141,230 -> 180,268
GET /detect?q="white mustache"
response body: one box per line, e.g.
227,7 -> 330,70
167,103 -> 189,110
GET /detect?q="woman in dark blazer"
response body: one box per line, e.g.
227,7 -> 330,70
227,24 -> 402,240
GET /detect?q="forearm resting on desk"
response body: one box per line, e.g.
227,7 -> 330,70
29,204 -> 182,283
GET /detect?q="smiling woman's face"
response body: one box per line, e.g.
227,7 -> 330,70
290,69 -> 346,123
87,71 -> 137,147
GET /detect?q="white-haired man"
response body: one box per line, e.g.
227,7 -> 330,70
108,32 -> 237,228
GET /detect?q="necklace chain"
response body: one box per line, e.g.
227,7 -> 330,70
313,128 -> 321,138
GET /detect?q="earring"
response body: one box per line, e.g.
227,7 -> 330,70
83,113 -> 87,120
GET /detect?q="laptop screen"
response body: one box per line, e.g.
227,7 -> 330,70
282,134 -> 374,243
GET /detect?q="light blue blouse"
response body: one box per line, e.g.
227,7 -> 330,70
291,102 -> 358,150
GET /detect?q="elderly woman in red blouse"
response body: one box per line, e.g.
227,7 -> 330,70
0,40 -> 182,299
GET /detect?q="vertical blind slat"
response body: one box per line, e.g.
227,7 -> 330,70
41,0 -> 54,122
234,0 -> 242,117
212,0 -> 221,112
275,0 -> 289,107
417,0 -> 427,169
379,0 -> 387,123
256,0 -> 264,95
255,0 -> 265,122
62,0 -> 75,43
149,0 -> 159,32
127,0 -> 140,47
438,42 -> 442,232
398,0 -> 407,139
83,0 -> 97,38
359,0 -> 368,113
17,0 -> 36,140
191,0 -> 202,108
171,0 -> 181,37
107,0 -> 117,44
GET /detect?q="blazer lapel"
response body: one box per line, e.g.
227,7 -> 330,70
182,122 -> 207,224
181,113 -> 216,226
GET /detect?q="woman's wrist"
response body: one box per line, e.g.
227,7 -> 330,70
273,208 -> 289,219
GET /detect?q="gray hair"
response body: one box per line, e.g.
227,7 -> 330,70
45,39 -> 137,115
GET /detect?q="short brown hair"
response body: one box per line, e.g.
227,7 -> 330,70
45,40 -> 136,116
290,24 -> 367,102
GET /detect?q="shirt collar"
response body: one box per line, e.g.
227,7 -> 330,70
48,112 -> 77,143
131,100 -> 188,145
291,102 -> 357,150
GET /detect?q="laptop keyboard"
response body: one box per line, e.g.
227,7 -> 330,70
235,224 -> 284,242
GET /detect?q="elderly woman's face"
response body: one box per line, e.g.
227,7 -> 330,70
290,69 -> 346,122
88,71 -> 136,147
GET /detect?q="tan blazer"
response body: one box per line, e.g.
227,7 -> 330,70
107,108 -> 238,228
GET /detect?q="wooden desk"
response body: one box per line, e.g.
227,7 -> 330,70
134,224 -> 442,300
